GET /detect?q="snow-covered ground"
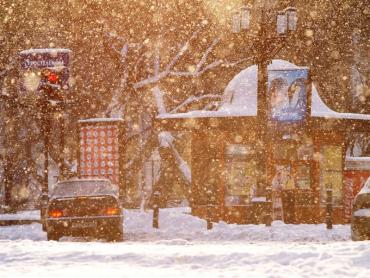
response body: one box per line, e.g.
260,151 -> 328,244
0,208 -> 369,277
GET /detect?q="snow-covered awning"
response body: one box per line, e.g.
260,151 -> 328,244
158,60 -> 370,122
345,157 -> 370,171
311,89 -> 370,120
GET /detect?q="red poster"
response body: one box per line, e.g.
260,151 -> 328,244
79,123 -> 120,185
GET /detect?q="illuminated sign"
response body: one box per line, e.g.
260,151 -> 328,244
19,49 -> 71,93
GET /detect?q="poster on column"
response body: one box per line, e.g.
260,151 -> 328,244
78,119 -> 123,186
268,68 -> 309,123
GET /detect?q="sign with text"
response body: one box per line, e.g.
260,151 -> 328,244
79,120 -> 123,185
268,68 -> 309,123
19,48 -> 71,93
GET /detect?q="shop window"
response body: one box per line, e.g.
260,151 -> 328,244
225,144 -> 257,206
296,164 -> 311,189
297,138 -> 314,161
320,145 -> 343,205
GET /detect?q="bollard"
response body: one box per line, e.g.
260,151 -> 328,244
206,190 -> 213,230
264,200 -> 272,227
326,184 -> 333,230
152,191 -> 160,229
265,186 -> 272,226
206,206 -> 213,230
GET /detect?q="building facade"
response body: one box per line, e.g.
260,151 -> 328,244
157,60 -> 370,224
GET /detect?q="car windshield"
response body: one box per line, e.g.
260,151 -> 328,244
51,180 -> 118,198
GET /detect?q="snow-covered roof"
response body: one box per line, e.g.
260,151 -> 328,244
78,118 -> 124,124
158,60 -> 370,121
19,48 -> 71,55
311,89 -> 370,120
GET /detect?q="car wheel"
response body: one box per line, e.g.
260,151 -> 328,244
47,231 -> 61,241
351,230 -> 364,241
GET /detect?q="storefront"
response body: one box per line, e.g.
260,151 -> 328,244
156,60 -> 370,224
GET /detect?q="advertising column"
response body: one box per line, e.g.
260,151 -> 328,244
78,118 -> 125,198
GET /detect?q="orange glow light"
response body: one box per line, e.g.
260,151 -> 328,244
49,209 -> 63,218
106,207 -> 119,216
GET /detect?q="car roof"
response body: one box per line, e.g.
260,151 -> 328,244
50,178 -> 118,199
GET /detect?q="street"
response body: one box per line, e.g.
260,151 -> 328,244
0,208 -> 369,278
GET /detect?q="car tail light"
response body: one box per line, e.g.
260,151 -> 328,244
49,209 -> 63,218
106,207 -> 119,216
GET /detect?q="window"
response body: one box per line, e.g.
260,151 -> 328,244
296,164 -> 311,189
225,144 -> 257,206
320,145 -> 343,205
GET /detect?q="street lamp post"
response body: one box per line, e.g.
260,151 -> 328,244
232,3 -> 298,226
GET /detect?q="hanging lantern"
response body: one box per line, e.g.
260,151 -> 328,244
240,6 -> 251,30
286,7 -> 298,32
277,11 -> 287,35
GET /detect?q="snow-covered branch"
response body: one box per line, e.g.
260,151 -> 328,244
152,86 -> 167,114
222,57 -> 253,68
154,42 -> 161,77
170,94 -> 221,114
133,28 -> 221,89
164,28 -> 201,73
158,132 -> 191,184
169,38 -> 221,77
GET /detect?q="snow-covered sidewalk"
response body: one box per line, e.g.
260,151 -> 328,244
0,208 -> 369,277
0,210 -> 40,221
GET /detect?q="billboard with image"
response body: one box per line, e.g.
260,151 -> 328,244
268,68 -> 309,123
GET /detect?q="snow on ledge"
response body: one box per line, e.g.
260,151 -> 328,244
78,118 -> 124,123
345,156 -> 370,171
353,208 -> 370,217
157,109 -> 255,119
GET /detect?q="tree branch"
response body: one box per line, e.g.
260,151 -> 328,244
170,94 -> 221,114
133,28 -> 203,89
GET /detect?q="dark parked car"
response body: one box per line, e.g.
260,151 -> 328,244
46,178 -> 123,241
351,177 -> 370,241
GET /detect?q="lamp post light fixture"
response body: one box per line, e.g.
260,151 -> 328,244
231,2 -> 298,226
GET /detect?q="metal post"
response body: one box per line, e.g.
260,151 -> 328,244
42,107 -> 50,196
326,184 -> 333,229
256,10 -> 272,227
206,190 -> 213,230
40,98 -> 50,230
152,190 -> 160,229
2,94 -> 16,210
3,153 -> 13,209
59,103 -> 66,180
